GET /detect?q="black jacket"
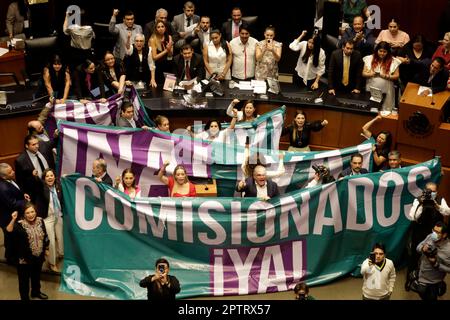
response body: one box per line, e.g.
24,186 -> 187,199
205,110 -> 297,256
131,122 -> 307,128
236,177 -> 280,198
172,52 -> 205,81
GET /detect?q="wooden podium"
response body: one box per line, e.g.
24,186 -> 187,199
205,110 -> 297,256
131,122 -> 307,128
397,83 -> 450,165
192,178 -> 217,197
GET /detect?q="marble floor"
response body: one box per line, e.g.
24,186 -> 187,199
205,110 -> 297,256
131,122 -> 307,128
1,229 -> 449,300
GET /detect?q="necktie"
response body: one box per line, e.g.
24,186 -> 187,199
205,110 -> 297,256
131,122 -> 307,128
86,73 -> 92,91
342,55 -> 349,86
51,187 -> 61,214
233,23 -> 239,38
185,60 -> 191,80
187,17 -> 191,27
36,154 -> 46,174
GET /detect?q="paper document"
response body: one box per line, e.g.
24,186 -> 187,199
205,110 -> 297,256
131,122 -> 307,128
251,80 -> 267,94
0,48 -> 8,57
417,86 -> 432,97
237,81 -> 253,90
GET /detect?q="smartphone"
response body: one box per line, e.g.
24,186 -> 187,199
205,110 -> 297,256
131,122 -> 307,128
158,264 -> 165,273
369,253 -> 376,263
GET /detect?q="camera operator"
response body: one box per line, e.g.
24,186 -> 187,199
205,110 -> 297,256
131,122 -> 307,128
412,221 -> 450,300
361,243 -> 396,300
406,182 -> 450,290
293,282 -> 315,300
139,258 -> 180,301
305,165 -> 335,188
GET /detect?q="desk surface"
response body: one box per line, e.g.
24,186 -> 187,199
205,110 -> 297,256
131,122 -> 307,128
140,81 -> 381,116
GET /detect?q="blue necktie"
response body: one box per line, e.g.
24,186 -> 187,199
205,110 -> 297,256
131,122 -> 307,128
51,187 -> 61,213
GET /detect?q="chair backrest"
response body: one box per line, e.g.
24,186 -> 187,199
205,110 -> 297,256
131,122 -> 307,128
24,36 -> 58,78
241,16 -> 258,27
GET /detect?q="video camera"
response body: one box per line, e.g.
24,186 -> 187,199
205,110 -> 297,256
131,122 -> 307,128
421,188 -> 435,209
423,243 -> 437,258
312,165 -> 329,178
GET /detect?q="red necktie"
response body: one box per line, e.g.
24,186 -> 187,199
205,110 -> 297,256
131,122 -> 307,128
185,60 -> 191,80
233,23 -> 239,38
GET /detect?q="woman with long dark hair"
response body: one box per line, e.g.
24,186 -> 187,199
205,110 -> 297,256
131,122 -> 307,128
362,41 -> 401,111
203,29 -> 232,81
289,30 -> 326,90
282,110 -> 328,152
398,34 -> 433,86
73,58 -> 107,104
114,168 -> 141,199
361,115 -> 392,172
101,51 -> 126,96
40,54 -> 71,104
6,202 -> 49,300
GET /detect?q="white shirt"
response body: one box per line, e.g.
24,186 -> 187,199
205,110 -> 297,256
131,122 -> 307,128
230,36 -> 258,80
125,45 -> 155,71
26,150 -> 49,178
289,40 -> 326,81
409,197 -> 450,221
255,181 -> 268,198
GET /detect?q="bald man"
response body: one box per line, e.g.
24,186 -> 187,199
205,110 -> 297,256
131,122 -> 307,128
236,165 -> 279,200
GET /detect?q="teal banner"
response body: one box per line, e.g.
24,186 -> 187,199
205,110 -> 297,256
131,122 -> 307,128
60,158 -> 441,299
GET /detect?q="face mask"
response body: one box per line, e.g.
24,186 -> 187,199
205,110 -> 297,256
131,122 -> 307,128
431,192 -> 437,200
431,231 -> 440,242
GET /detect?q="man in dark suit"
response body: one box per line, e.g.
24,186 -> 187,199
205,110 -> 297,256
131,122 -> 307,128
173,44 -> 205,86
236,165 -> 280,199
14,135 -> 54,202
328,40 -> 364,95
92,158 -> 113,186
414,57 -> 449,95
221,7 -> 249,42
338,153 -> 369,178
0,163 -> 29,264
171,1 -> 200,50
338,16 -> 375,57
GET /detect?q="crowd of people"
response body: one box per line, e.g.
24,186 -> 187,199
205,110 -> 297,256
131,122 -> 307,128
1,0 -> 450,301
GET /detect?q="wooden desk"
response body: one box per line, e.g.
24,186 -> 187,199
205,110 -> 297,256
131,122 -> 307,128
193,179 -> 217,197
0,46 -> 25,86
397,82 -> 450,164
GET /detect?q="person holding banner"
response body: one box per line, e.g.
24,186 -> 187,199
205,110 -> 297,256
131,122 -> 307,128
236,165 -> 279,200
361,243 -> 396,300
116,102 -> 150,130
115,168 -> 141,199
158,162 -> 196,197
139,258 -> 180,301
338,153 -> 369,178
361,114 -> 392,172
73,59 -> 107,104
282,110 -> 328,152
154,115 -> 170,132
188,113 -> 237,143
226,99 -> 258,122
101,51 -> 126,96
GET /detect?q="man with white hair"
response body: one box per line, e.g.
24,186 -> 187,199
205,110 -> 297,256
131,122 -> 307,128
0,163 -> 30,264
143,8 -> 179,46
236,165 -> 280,200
